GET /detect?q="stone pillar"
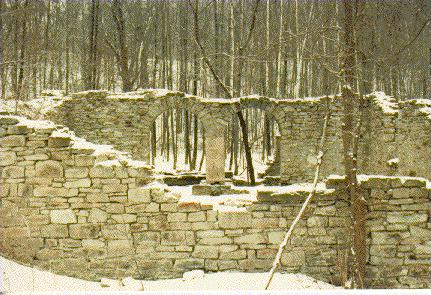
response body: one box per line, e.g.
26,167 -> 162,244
204,124 -> 226,184
133,133 -> 150,163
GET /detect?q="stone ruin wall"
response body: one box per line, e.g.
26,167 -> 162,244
42,90 -> 431,184
0,114 -> 430,288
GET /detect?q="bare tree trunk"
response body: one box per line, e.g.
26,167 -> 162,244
341,0 -> 366,288
109,0 -> 134,92
17,0 -> 29,99
0,0 -> 4,99
190,0 -> 259,185
151,121 -> 156,165
191,115 -> 198,170
265,111 -> 330,290
42,0 -> 51,90
87,0 -> 100,90
264,0 -> 270,96
275,0 -> 284,97
428,23 -> 431,98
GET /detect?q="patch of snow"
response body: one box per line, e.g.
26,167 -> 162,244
121,277 -> 144,291
182,270 -> 205,281
419,106 -> 431,119
369,91 -> 399,115
387,158 -> 399,166
0,255 -> 339,292
100,278 -> 122,288
405,98 -> 431,107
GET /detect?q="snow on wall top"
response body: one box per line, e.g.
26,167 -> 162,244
368,91 -> 399,115
403,98 -> 431,119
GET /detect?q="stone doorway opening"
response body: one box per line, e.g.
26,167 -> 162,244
149,109 -> 206,176
226,107 -> 281,185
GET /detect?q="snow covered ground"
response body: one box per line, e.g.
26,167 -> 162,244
0,255 -> 339,292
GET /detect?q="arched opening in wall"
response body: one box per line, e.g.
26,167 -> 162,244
150,109 -> 206,174
226,107 -> 281,183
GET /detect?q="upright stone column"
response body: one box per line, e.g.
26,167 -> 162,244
204,123 -> 226,184
134,132 -> 150,164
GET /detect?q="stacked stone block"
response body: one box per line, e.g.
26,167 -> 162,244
363,176 -> 430,288
37,90 -> 430,184
1,114 -> 430,288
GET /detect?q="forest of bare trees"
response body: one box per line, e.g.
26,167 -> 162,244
0,0 -> 429,100
0,0 -> 430,178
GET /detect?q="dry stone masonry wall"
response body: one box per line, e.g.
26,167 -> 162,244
1,114 -> 430,288
40,89 -> 431,183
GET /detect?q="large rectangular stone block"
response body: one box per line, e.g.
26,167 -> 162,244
218,208 -> 252,229
70,224 -> 100,239
192,245 -> 219,259
40,224 -> 69,238
128,187 -> 151,203
51,209 -> 77,224
35,160 -> 63,178
234,233 -> 267,244
0,135 -> 26,147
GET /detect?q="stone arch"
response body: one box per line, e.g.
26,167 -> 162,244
134,93 -> 229,184
220,96 -> 288,181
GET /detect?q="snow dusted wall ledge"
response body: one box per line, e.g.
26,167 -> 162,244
35,89 -> 431,183
1,115 -> 430,288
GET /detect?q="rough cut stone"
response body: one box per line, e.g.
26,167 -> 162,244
70,224 -> 100,239
64,178 -> 92,188
280,250 -> 306,267
35,160 -> 63,178
234,233 -> 267,244
90,166 -> 114,178
218,209 -> 252,229
205,132 -> 225,184
2,166 -> 25,178
40,224 -> 69,238
387,213 -> 428,224
192,245 -> 218,259
0,135 -> 26,147
0,151 -> 17,166
128,187 -> 151,203
88,208 -> 108,223
48,136 -> 71,148
65,167 -> 89,178
50,209 -> 77,224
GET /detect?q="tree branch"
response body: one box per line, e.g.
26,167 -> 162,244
264,109 -> 331,290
